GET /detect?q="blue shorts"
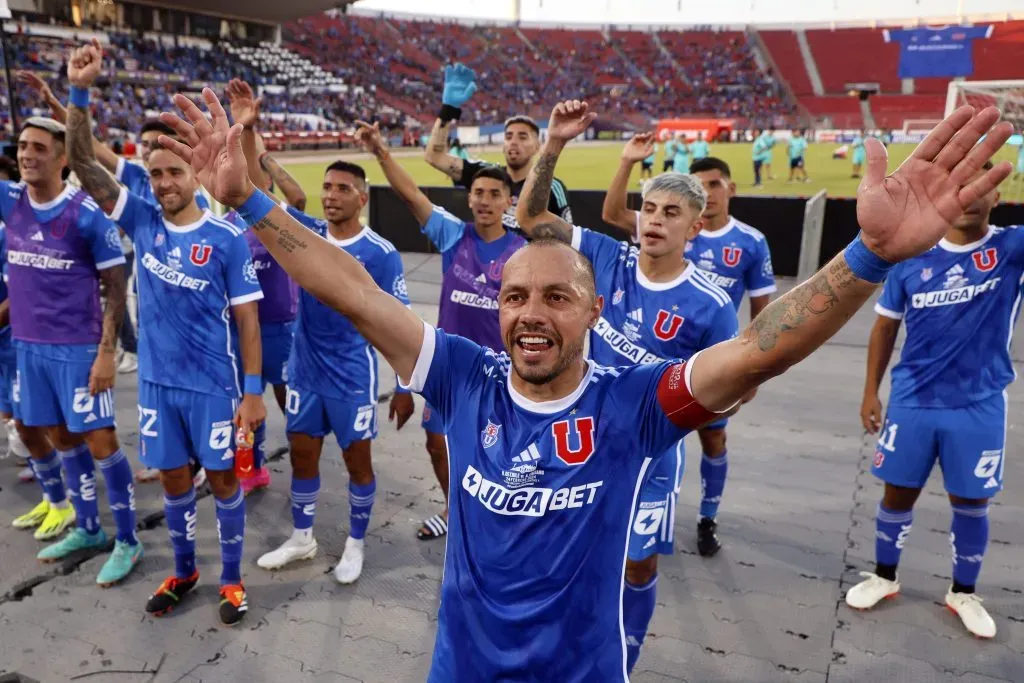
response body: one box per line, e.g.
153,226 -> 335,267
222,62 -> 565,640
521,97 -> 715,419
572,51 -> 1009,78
790,157 -> 804,169
15,343 -> 116,433
285,385 -> 377,450
872,393 -> 1007,499
0,354 -> 15,415
628,440 -> 685,561
422,401 -> 446,435
261,321 -> 294,387
138,380 -> 239,472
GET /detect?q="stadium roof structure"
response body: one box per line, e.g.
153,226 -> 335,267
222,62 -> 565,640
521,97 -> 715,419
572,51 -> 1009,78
135,0 -> 360,24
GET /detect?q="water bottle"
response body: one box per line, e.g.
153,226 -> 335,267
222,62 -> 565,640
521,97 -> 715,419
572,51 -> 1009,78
235,426 -> 255,479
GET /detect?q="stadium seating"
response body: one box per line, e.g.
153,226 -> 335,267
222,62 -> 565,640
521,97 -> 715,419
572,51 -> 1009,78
762,20 -> 1024,129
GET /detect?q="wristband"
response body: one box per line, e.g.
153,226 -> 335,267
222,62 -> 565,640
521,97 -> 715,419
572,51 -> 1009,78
237,189 -> 275,225
438,104 -> 462,124
394,379 -> 411,395
69,86 -> 90,108
844,234 -> 894,283
244,375 -> 263,396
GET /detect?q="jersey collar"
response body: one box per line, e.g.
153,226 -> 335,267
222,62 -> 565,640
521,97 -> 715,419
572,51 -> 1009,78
938,225 -> 993,253
698,216 -> 736,239
164,209 -> 213,233
27,182 -> 74,211
636,260 -> 695,292
326,224 -> 368,247
507,361 -> 596,415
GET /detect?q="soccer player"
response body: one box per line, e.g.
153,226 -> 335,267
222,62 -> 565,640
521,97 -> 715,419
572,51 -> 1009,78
760,128 -> 777,180
690,131 -> 710,162
852,130 -> 866,178
523,132 -> 739,672
159,88 -> 1012,680
604,153 -> 778,555
354,119 -> 526,541
0,155 -> 31,477
250,156 -> 413,582
751,128 -> 767,186
1,115 -> 142,585
662,134 -> 676,173
671,133 -> 690,173
1014,140 -> 1023,181
423,63 -> 571,229
65,41 -> 265,624
639,140 -> 655,184
787,130 -> 809,183
225,78 -> 307,493
847,161 -> 1022,639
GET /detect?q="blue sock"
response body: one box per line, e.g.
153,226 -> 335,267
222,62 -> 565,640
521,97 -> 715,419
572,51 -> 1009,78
699,451 -> 728,520
291,475 -> 320,530
215,487 -> 246,585
59,445 -> 100,534
253,422 -> 266,470
349,479 -> 375,540
97,450 -> 138,544
164,489 -> 197,579
950,503 -> 988,589
31,451 -> 68,504
876,504 -> 913,571
623,575 -> 658,674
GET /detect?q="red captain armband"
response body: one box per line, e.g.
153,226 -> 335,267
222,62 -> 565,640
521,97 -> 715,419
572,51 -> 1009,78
656,362 -> 721,430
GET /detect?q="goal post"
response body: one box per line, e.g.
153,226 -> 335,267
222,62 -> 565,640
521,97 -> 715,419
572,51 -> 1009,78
945,79 -> 1024,127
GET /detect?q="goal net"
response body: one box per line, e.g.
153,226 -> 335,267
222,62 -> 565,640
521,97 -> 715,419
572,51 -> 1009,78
946,79 -> 1024,203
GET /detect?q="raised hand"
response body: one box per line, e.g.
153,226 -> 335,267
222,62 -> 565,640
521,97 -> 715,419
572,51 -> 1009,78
67,38 -> 103,88
547,100 -> 597,143
442,63 -> 477,108
16,71 -> 54,101
857,106 -> 1013,263
158,89 -> 252,208
622,132 -> 655,163
353,119 -> 387,158
226,78 -> 262,129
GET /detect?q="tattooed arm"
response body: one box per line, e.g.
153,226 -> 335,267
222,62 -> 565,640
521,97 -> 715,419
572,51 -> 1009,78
424,118 -> 464,182
515,138 -> 574,243
66,102 -> 123,215
89,265 -> 126,394
259,151 -> 307,211
249,205 -> 425,381
688,254 -> 877,412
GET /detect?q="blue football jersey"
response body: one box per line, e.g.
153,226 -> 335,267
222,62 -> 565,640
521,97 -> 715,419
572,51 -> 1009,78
574,226 -> 738,366
687,217 -> 776,309
402,325 -> 720,682
876,225 -> 1024,409
116,158 -> 211,210
108,188 -> 263,397
0,223 -> 10,361
285,207 -> 410,401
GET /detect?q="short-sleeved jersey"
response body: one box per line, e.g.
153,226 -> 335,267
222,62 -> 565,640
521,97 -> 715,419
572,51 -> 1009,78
875,225 -> 1024,409
108,188 -> 263,397
285,207 -> 410,401
690,139 -> 710,161
116,158 -> 210,210
0,182 -> 125,345
225,210 -> 297,324
573,226 -> 738,366
788,136 -> 808,159
686,217 -> 777,309
672,143 -> 690,172
457,159 -> 571,230
0,224 -> 11,360
402,325 -> 721,682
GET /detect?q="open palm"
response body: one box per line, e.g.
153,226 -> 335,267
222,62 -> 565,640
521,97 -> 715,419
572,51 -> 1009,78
158,89 -> 252,207
226,78 -> 261,128
622,133 -> 654,163
856,106 -> 1012,262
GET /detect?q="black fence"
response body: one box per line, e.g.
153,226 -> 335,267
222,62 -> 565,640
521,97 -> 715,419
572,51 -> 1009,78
368,187 -> 1024,277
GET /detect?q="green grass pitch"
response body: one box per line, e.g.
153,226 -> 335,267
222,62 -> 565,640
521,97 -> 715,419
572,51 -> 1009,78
281,141 -> 1022,220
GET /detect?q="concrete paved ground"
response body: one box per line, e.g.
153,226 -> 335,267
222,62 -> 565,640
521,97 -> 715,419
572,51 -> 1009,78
0,253 -> 1021,683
